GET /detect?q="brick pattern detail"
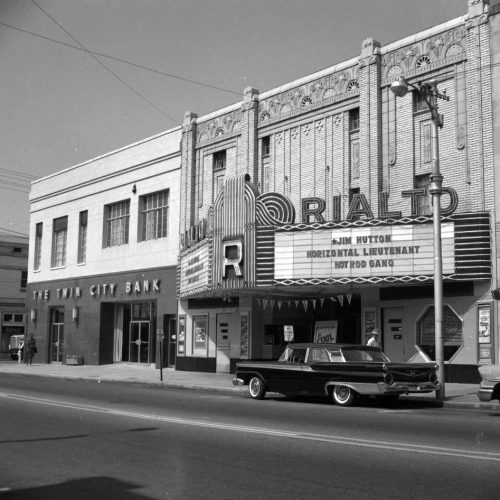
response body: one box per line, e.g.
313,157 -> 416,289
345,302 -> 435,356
180,13 -> 496,249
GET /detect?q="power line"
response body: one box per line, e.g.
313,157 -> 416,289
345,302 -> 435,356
0,21 -> 241,97
0,168 -> 38,180
0,184 -> 30,193
0,180 -> 30,190
0,225 -> 29,237
30,0 -> 181,125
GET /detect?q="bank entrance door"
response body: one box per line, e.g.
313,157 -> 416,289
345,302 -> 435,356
50,308 -> 65,364
129,321 -> 150,363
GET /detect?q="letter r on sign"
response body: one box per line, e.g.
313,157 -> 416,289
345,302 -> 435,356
222,240 -> 243,278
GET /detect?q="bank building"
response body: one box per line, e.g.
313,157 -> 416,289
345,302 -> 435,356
28,0 -> 500,383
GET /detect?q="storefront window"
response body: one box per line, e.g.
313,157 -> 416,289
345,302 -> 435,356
417,305 -> 463,361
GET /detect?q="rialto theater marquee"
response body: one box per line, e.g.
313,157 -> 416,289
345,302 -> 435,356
178,174 -> 491,298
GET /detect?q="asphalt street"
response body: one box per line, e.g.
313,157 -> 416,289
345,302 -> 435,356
1,375 -> 499,500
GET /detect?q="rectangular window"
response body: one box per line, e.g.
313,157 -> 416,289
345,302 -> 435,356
34,223 -> 43,270
421,121 -> 433,164
51,216 -> 68,268
349,108 -> 360,132
350,139 -> 360,179
20,270 -> 27,290
104,200 -> 130,247
262,136 -> 270,157
77,210 -> 88,264
213,150 -> 226,201
414,91 -> 429,113
140,190 -> 169,241
213,150 -> 226,171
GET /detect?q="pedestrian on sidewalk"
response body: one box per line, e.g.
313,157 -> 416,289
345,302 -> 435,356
25,334 -> 37,366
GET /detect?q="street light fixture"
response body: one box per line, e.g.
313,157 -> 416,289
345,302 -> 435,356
390,76 -> 450,401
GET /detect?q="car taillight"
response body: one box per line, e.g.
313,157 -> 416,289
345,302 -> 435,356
384,372 -> 394,385
429,373 -> 437,384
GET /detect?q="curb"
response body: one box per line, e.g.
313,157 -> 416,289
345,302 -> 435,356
4,370 -> 498,410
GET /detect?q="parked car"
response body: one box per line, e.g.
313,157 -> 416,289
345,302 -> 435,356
233,343 -> 440,406
477,364 -> 500,403
8,334 -> 24,361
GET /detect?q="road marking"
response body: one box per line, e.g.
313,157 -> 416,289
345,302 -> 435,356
2,391 -> 500,463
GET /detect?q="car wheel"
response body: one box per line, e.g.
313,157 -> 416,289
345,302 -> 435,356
332,385 -> 356,406
248,376 -> 266,400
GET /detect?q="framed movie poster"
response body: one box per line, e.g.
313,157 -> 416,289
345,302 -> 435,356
478,305 -> 491,344
177,315 -> 186,355
193,316 -> 208,354
363,308 -> 377,344
240,312 -> 249,359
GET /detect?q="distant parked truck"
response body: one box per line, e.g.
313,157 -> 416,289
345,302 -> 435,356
8,334 -> 24,361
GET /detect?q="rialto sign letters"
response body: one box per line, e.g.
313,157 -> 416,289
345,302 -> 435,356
178,176 -> 489,298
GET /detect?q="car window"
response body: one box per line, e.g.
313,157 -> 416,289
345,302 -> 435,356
290,348 -> 307,363
327,349 -> 345,362
278,347 -> 293,362
342,349 -> 387,362
308,348 -> 331,362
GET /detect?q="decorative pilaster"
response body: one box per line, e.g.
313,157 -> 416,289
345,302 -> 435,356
240,87 -> 259,183
180,111 -> 198,231
358,38 -> 382,216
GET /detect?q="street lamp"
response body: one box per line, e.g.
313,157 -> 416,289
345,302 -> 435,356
390,76 -> 450,401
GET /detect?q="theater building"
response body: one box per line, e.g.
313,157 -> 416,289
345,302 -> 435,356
177,0 -> 499,382
26,128 -> 181,366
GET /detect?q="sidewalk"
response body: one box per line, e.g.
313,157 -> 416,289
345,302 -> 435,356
1,360 -> 497,410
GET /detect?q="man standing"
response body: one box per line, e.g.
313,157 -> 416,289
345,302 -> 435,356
25,334 -> 37,366
366,329 -> 380,348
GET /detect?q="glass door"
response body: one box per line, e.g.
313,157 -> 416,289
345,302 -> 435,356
50,308 -> 65,364
129,320 -> 150,363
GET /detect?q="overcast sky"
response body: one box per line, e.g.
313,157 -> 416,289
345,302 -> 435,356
0,0 -> 467,236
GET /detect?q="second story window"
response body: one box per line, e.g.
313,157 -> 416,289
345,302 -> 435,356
51,216 -> 68,268
262,136 -> 270,157
34,222 -> 43,270
77,210 -> 88,264
213,150 -> 226,171
349,108 -> 360,132
104,200 -> 130,248
213,150 -> 226,199
140,190 -> 169,241
414,91 -> 429,113
349,108 -> 360,181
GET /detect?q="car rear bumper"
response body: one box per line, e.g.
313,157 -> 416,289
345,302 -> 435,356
233,377 -> 245,386
387,382 -> 440,394
477,387 -> 494,402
